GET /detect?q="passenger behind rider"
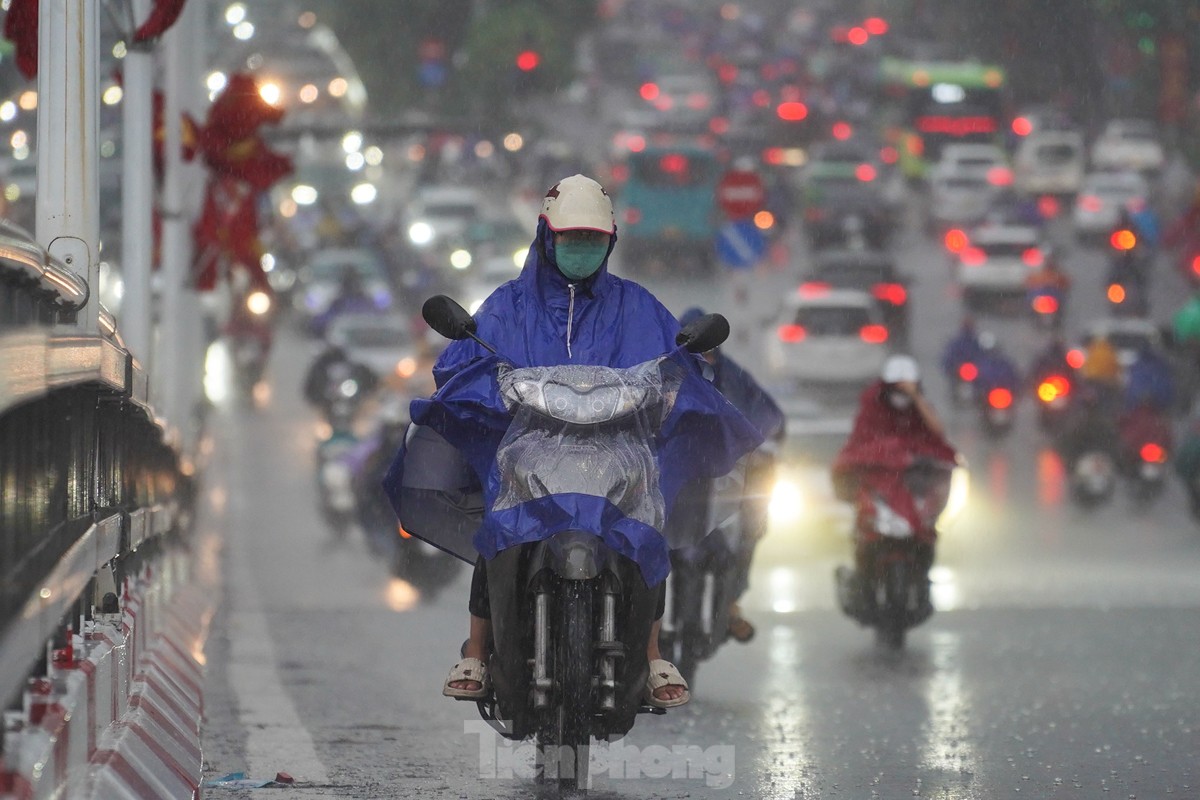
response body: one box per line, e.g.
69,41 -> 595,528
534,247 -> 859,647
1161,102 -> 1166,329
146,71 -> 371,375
440,175 -> 709,708
673,306 -> 786,643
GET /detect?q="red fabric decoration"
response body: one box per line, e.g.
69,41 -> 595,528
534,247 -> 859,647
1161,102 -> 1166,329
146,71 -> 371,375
4,0 -> 40,79
133,0 -> 187,43
190,73 -> 292,291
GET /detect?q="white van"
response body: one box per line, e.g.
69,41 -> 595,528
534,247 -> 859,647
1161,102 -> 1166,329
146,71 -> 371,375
1015,131 -> 1085,195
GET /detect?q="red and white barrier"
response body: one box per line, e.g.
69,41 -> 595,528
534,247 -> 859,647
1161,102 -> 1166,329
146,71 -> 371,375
0,543 -> 215,800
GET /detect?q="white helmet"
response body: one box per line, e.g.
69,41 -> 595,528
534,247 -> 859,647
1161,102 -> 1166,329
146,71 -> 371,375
539,174 -> 616,234
882,354 -> 920,384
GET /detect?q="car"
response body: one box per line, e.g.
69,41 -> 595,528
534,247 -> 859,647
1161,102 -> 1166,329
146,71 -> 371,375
766,286 -> 891,386
292,247 -> 393,326
462,253 -> 524,315
932,143 -> 1010,182
800,161 -> 894,250
403,185 -> 485,252
1072,170 -> 1149,238
1091,119 -> 1165,174
324,311 -> 423,390
642,72 -> 718,131
804,250 -> 911,339
954,223 -> 1047,307
928,169 -> 996,230
1014,130 -> 1086,196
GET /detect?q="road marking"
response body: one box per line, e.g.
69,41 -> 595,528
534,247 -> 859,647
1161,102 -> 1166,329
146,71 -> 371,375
221,472 -> 341,795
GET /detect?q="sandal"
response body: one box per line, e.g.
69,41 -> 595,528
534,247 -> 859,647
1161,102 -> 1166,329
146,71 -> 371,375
442,657 -> 490,700
644,659 -> 690,709
727,609 -> 756,643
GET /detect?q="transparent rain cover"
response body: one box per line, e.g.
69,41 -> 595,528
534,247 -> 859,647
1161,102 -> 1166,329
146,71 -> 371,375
492,359 -> 683,529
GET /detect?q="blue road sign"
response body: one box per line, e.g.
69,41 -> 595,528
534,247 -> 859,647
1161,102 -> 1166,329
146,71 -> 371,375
716,220 -> 767,269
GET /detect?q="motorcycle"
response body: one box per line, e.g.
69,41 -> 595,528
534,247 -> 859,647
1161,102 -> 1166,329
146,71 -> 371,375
1128,441 -> 1169,503
1069,449 -> 1118,508
835,456 -> 956,650
316,429 -> 360,538
227,288 -> 274,397
1028,286 -> 1064,330
1033,372 -> 1073,434
947,360 -> 979,407
1105,234 -> 1150,317
979,382 -> 1016,438
401,296 -> 736,792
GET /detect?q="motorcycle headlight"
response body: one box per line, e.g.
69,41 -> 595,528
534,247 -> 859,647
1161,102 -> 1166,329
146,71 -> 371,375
338,378 -> 359,398
408,221 -> 434,246
246,290 -> 272,316
768,478 -> 804,522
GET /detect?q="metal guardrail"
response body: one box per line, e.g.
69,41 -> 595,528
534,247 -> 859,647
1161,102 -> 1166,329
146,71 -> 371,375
0,221 -> 187,710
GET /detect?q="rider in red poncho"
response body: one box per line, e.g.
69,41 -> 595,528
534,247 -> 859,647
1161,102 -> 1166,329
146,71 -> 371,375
833,355 -> 958,620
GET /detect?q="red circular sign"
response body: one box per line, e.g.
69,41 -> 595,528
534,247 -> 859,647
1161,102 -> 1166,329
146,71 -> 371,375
716,170 -> 765,219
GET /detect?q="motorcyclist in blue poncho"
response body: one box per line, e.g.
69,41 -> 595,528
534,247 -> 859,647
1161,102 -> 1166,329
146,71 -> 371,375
425,176 -> 760,708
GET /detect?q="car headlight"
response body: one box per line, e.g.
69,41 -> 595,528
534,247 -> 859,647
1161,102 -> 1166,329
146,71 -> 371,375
450,249 -> 472,269
395,357 -> 417,378
246,290 -> 272,316
513,247 -> 527,267
408,221 -> 434,246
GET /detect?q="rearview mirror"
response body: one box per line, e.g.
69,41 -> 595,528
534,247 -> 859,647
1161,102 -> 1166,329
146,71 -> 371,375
422,295 -> 477,341
676,313 -> 730,353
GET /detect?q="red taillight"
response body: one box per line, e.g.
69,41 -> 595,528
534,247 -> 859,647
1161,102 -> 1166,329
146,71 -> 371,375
856,163 -> 877,182
988,387 -> 1014,409
1012,116 -> 1033,136
752,89 -> 771,108
832,121 -> 853,140
1032,295 -> 1059,314
778,324 -> 806,343
864,17 -> 889,35
960,246 -> 987,266
1066,349 -> 1085,369
776,101 -> 809,121
1038,195 -> 1060,219
1110,229 -> 1137,251
860,324 -> 889,344
986,166 -> 1013,186
1107,283 -> 1126,304
872,283 -> 907,305
659,153 -> 688,174
708,116 -> 729,135
1192,255 -> 1200,277
1078,194 -> 1102,213
628,135 -> 646,153
847,27 -> 869,46
623,207 -> 642,225
798,281 -> 831,298
880,145 -> 899,164
944,228 -> 968,253
1022,247 -> 1045,268
718,63 -> 738,84
763,147 -> 785,165
1140,443 -> 1167,463
1037,375 -> 1071,402
959,362 -> 978,381
639,82 -> 659,101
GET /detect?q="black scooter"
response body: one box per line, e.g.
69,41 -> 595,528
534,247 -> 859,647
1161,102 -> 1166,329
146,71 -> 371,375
409,296 -> 730,793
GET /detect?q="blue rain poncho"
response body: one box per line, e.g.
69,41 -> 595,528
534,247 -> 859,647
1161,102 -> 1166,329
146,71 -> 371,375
387,220 -> 762,585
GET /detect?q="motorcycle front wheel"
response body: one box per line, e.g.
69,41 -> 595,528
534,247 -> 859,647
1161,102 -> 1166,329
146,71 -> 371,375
545,579 -> 593,794
875,560 -> 908,651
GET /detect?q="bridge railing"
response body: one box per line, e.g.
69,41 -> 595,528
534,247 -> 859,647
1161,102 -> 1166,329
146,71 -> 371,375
0,220 -> 189,711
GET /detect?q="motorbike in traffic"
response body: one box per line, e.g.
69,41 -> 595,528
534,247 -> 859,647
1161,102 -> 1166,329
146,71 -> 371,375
1028,286 -> 1065,330
393,295 -> 743,792
226,288 -> 275,398
1033,372 -> 1073,434
979,383 -> 1016,438
834,455 -> 957,650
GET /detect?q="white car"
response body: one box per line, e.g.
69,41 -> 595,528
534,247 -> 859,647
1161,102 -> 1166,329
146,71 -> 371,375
1091,119 -> 1165,174
293,247 -> 393,324
1014,130 -> 1085,195
955,223 -> 1046,302
403,185 -> 484,249
325,311 -> 420,383
932,143 -> 1010,182
766,287 -> 891,386
462,254 -> 524,315
1072,171 -> 1149,236
929,170 -> 996,229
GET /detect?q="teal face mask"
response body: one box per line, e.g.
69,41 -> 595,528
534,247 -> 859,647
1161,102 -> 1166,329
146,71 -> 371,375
555,240 -> 608,280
